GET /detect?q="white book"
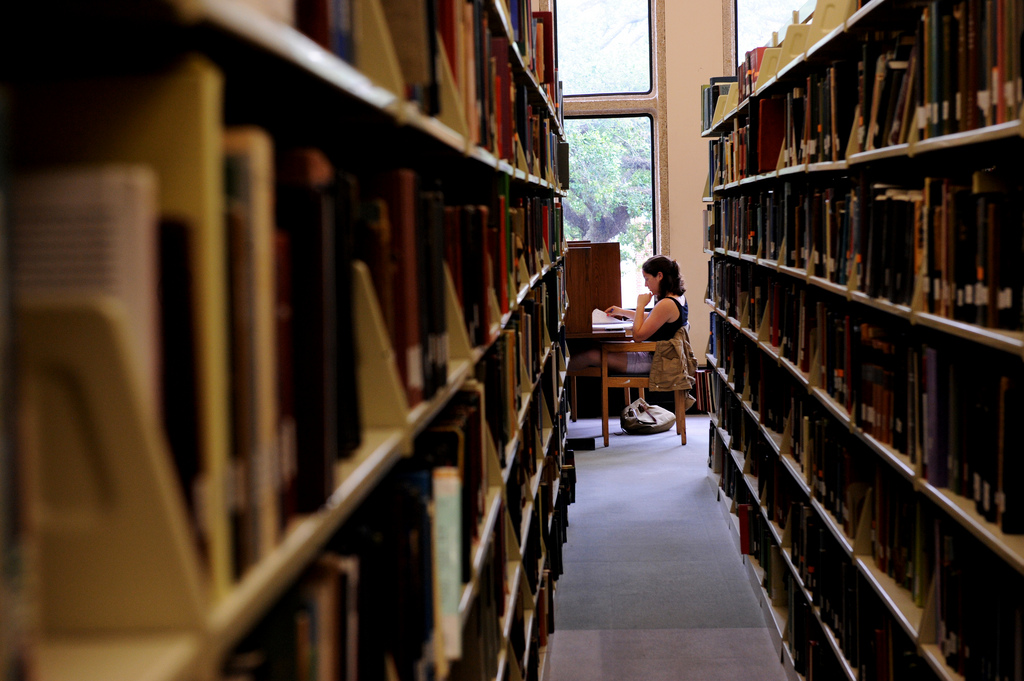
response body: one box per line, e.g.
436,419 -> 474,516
12,164 -> 160,409
432,465 -> 462,659
592,307 -> 630,330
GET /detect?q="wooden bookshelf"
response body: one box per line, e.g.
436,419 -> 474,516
1,0 -> 571,679
703,0 -> 1024,676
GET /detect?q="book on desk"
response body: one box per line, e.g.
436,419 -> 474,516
590,307 -> 631,332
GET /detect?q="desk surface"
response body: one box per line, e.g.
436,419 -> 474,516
566,328 -> 634,340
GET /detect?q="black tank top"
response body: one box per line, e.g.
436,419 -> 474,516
647,297 -> 688,342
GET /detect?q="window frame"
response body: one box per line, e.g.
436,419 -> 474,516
556,0 -> 654,98
561,112 -> 655,248
557,0 -> 669,256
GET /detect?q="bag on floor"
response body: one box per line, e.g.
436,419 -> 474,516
620,397 -> 675,435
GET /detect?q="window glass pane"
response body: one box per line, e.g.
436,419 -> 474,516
556,0 -> 651,96
736,0 -> 795,65
564,116 -> 654,304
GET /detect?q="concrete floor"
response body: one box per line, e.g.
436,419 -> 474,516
547,416 -> 789,681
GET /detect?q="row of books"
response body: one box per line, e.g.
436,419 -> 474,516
709,172 -> 1024,332
707,61 -> 857,184
222,550 -> 362,680
735,47 -> 769,107
11,141 -> 563,590
715,370 -> 1024,681
221,358 -> 569,681
710,274 -> 1024,535
910,0 -> 1023,139
918,342 -> 1024,531
700,76 -> 737,134
10,135 -> 363,585
446,183 -> 565,348
713,422 -> 849,680
478,290 -> 557,459
704,0 -> 1024,155
221,463 -> 461,681
241,0 -> 568,187
448,539 -> 507,681
222,464 -> 506,681
265,0 -> 563,130
10,102 -> 561,599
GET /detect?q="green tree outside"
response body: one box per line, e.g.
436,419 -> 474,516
564,117 -> 654,299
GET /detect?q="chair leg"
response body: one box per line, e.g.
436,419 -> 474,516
623,387 -> 630,405
570,376 -> 577,422
674,390 -> 687,445
602,384 -> 610,447
638,387 -> 646,401
601,349 -> 610,447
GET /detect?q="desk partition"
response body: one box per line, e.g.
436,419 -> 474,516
565,241 -> 621,337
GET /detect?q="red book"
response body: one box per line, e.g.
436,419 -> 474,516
476,205 -> 492,336
491,36 -> 513,159
758,98 -> 786,174
437,0 -> 459,85
375,169 -> 423,406
737,504 -> 751,555
748,46 -> 768,86
497,195 -> 509,313
444,206 -> 463,305
532,11 -> 555,85
275,148 -> 338,512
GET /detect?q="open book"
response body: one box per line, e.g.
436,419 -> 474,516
592,307 -> 631,330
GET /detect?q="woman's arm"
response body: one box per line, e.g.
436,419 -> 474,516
632,296 -> 676,341
604,305 -> 634,320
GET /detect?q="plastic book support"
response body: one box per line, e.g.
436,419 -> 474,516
776,23 -> 810,70
353,0 -> 406,98
806,0 -> 857,44
19,296 -> 207,634
752,48 -> 782,93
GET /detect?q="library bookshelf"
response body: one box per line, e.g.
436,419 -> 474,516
702,0 -> 1024,679
0,0 -> 571,680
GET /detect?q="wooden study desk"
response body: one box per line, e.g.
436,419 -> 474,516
565,240 -> 629,444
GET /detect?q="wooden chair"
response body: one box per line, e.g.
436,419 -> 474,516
600,341 -> 688,447
566,366 -> 631,422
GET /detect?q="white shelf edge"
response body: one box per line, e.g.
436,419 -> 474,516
854,557 -> 923,642
918,481 -> 1024,577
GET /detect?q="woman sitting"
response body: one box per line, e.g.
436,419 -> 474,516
567,254 -> 688,375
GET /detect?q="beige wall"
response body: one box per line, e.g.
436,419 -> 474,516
664,1 -> 728,361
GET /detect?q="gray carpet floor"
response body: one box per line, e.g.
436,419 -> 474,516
547,416 -> 789,681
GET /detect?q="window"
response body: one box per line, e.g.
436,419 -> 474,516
557,0 -> 666,306
556,0 -> 651,96
564,116 -> 654,303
